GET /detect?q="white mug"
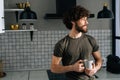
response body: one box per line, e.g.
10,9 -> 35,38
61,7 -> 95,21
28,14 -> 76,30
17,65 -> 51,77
84,60 -> 93,69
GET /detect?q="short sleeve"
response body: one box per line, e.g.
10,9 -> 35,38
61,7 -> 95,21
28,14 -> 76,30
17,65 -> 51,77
87,35 -> 99,52
53,40 -> 64,57
92,39 -> 99,52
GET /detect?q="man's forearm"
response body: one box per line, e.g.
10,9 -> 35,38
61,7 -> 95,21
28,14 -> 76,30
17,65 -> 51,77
51,64 -> 73,73
95,59 -> 102,71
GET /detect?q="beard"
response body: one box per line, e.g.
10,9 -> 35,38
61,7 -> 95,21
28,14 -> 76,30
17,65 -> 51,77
75,23 -> 88,33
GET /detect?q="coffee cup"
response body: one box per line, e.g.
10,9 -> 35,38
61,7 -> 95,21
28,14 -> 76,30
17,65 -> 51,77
84,60 -> 93,69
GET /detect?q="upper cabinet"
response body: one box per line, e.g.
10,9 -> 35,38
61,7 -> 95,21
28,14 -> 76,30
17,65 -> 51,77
0,0 -> 5,33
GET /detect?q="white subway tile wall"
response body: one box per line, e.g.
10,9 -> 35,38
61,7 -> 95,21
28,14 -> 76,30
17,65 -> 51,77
0,30 -> 112,71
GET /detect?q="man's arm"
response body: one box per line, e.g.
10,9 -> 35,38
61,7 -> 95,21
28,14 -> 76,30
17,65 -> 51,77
85,51 -> 102,76
50,55 -> 73,73
51,55 -> 85,73
92,50 -> 102,71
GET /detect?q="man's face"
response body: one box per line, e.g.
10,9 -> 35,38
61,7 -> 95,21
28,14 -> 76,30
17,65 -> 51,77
75,17 -> 88,33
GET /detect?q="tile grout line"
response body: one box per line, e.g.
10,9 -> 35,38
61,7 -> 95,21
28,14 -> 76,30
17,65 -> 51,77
28,71 -> 30,80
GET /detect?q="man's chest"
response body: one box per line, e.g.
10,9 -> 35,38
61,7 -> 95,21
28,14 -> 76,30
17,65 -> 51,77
66,38 -> 93,59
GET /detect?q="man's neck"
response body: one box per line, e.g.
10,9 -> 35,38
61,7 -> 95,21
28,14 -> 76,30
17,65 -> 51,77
69,31 -> 82,39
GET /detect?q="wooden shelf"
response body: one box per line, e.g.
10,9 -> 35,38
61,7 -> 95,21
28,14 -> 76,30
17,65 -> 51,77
4,9 -> 24,12
4,29 -> 37,32
19,19 -> 37,22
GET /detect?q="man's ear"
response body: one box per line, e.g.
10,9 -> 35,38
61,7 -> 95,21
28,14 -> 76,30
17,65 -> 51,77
71,21 -> 75,26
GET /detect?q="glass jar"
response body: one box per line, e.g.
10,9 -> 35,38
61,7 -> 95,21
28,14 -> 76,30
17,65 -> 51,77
22,23 -> 27,30
30,23 -> 34,30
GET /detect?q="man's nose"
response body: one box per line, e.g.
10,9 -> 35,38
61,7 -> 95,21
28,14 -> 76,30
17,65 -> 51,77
86,20 -> 88,24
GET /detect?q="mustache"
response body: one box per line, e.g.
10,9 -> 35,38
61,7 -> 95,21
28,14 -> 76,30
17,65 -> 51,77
81,24 -> 88,27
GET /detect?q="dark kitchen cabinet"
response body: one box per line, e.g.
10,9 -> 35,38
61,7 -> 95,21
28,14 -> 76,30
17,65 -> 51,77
45,0 -> 76,19
56,0 -> 76,15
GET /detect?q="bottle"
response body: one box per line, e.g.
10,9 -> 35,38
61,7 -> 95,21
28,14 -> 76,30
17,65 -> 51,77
22,23 -> 27,30
10,24 -> 14,30
30,23 -> 34,30
14,24 -> 19,30
25,1 -> 30,8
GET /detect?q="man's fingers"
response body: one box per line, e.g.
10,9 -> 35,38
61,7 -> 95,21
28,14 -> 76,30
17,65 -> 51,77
77,60 -> 84,63
92,63 -> 95,68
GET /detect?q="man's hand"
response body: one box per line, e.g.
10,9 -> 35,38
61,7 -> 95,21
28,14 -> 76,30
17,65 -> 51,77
72,60 -> 85,72
85,63 -> 97,76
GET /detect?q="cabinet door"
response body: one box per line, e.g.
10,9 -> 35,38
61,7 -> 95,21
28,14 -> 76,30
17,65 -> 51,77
0,0 -> 5,33
115,0 -> 120,57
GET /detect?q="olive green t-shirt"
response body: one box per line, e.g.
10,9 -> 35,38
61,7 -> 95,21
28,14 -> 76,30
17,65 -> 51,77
53,33 -> 99,80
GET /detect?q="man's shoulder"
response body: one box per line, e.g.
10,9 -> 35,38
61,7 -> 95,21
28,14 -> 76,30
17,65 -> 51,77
85,34 -> 95,40
57,35 -> 69,44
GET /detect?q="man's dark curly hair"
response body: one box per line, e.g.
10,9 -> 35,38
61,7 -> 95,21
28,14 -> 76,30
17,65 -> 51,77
63,5 -> 89,30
